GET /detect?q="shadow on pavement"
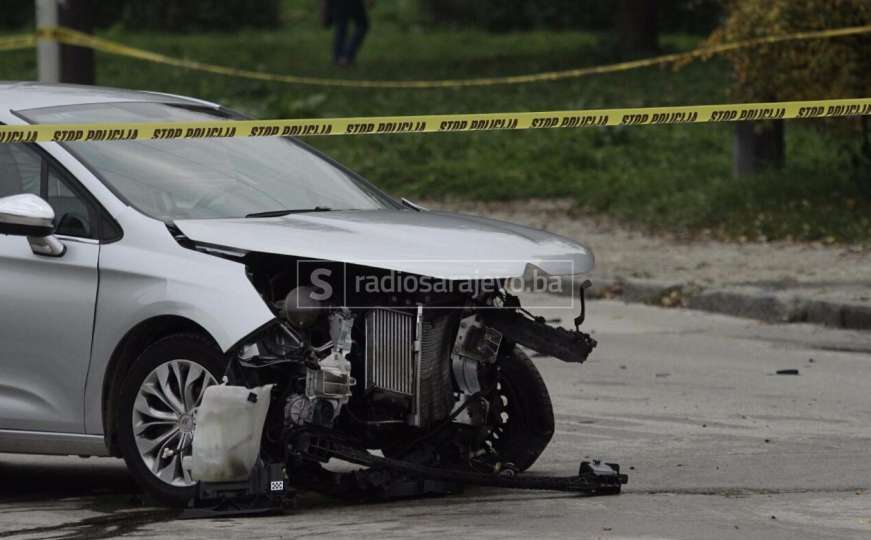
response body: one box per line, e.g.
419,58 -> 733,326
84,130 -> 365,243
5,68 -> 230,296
0,455 -> 138,501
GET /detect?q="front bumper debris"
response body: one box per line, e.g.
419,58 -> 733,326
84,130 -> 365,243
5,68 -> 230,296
184,433 -> 627,518
482,309 -> 597,364
293,434 -> 626,497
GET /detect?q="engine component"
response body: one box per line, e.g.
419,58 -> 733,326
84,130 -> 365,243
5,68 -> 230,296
285,393 -> 313,427
451,314 -> 502,396
330,308 -> 355,352
304,309 -> 356,426
453,315 -> 502,365
453,393 -> 489,426
285,393 -> 338,429
307,310 -> 355,401
236,322 -> 306,371
282,286 -> 324,329
365,306 -> 456,427
449,316 -> 500,426
449,356 -> 489,426
306,365 -> 354,400
451,355 -> 480,395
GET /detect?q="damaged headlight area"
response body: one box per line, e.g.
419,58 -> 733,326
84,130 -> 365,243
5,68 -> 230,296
186,255 -> 625,516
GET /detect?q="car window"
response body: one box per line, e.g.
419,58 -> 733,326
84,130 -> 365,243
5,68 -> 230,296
0,144 -> 97,239
20,102 -> 402,221
46,165 -> 96,238
0,143 -> 41,197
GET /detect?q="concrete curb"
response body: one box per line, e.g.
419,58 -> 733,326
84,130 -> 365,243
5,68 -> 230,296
554,276 -> 870,331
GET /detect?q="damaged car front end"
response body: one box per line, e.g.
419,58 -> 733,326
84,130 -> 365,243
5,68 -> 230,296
175,212 -> 623,513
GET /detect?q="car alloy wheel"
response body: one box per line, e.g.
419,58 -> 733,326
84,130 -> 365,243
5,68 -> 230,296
132,359 -> 217,488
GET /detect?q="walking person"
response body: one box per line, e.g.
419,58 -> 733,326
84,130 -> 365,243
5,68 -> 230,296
331,0 -> 371,66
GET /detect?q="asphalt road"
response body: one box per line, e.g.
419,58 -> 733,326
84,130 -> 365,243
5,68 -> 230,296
1,297 -> 870,539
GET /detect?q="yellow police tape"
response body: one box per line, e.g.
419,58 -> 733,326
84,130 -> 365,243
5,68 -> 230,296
0,33 -> 36,52
33,24 -> 871,89
1,98 -> 869,144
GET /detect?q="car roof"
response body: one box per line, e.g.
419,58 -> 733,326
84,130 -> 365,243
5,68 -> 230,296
0,82 -> 219,115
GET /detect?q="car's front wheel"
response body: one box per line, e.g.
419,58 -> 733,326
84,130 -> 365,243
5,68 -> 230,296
116,334 -> 222,506
486,347 -> 555,472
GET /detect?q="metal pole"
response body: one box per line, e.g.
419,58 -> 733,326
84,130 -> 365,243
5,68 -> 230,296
36,0 -> 61,83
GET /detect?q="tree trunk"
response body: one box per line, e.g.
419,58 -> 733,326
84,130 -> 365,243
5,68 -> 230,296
733,120 -> 785,177
58,0 -> 95,85
616,0 -> 659,56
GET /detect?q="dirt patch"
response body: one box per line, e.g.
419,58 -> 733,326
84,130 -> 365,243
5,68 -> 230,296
427,199 -> 871,304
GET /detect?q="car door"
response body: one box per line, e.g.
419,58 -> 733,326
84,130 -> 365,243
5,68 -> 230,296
0,143 -> 100,434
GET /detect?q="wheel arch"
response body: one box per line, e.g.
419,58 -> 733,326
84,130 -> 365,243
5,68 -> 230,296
101,315 -> 219,457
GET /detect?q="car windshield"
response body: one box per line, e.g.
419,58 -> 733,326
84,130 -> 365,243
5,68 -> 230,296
19,102 -> 399,221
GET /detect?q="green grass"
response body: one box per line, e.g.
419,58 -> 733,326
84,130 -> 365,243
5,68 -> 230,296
1,0 -> 869,242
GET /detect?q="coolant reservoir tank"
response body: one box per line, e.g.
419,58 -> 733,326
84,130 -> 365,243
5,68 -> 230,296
283,286 -> 323,329
191,384 -> 274,482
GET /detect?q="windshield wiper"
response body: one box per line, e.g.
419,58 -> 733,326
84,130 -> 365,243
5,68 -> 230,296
245,207 -> 333,218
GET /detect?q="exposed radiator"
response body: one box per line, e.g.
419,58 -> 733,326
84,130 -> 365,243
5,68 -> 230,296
365,308 -> 416,396
365,307 -> 456,426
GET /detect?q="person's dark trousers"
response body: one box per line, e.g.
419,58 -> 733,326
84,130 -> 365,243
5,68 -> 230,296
333,0 -> 369,64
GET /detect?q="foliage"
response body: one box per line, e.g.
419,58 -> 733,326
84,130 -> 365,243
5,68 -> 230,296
706,0 -> 871,101
419,0 -> 609,32
0,0 -> 281,32
0,0 -> 33,30
118,0 -> 282,32
418,0 -> 722,34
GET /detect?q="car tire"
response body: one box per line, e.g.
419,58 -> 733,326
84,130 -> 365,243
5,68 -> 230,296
489,347 -> 555,472
116,333 -> 223,507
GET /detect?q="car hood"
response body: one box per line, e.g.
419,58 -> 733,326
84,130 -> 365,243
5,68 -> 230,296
174,209 -> 593,280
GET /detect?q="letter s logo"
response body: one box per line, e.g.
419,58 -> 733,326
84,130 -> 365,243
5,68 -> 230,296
310,268 -> 333,301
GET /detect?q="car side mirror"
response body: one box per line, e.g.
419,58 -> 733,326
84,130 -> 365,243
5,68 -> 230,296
0,194 -> 66,257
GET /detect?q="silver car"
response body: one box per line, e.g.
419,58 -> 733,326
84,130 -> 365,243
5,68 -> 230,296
0,83 -> 599,506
